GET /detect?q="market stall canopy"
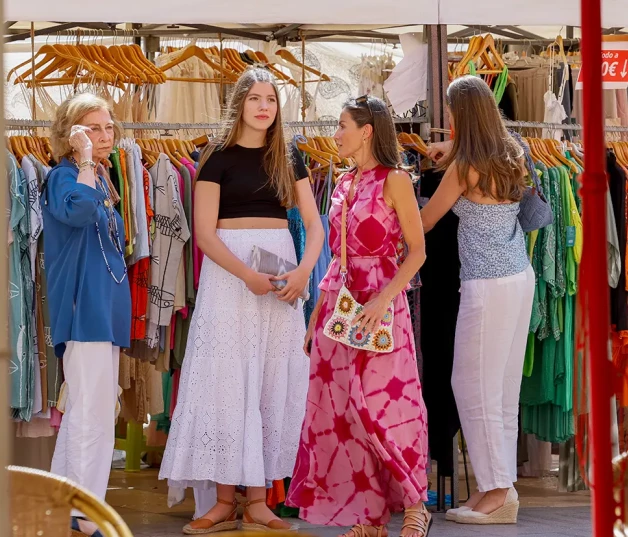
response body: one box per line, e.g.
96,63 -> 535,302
4,0 -> 439,26
4,0 -> 628,26
440,0 -> 626,26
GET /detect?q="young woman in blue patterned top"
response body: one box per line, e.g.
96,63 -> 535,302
422,75 -> 535,526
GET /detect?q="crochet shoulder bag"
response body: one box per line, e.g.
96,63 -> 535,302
322,199 -> 395,353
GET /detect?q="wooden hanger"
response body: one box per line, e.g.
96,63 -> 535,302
456,34 -> 508,81
108,45 -> 145,84
408,132 -> 430,157
454,35 -> 483,78
192,134 -> 212,148
304,150 -> 335,168
136,140 -> 158,167
221,48 -> 247,74
8,44 -> 114,85
122,44 -> 166,84
475,35 -> 508,78
313,136 -> 338,155
544,138 -> 579,173
538,137 -> 561,168
159,45 -> 239,82
617,142 -> 628,168
253,50 -> 299,87
75,44 -> 110,77
276,49 -> 330,81
9,43 -> 163,87
296,137 -> 340,164
610,141 -> 628,168
23,135 -> 47,164
170,138 -> 193,163
528,138 -> 549,168
46,44 -> 121,85
547,35 -> 569,68
157,139 -> 182,168
10,136 -> 29,162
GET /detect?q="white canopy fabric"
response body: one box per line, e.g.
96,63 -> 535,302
4,0 -> 439,25
439,0 -> 626,26
5,0 -> 628,33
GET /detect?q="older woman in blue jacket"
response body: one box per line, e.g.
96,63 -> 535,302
43,92 -> 130,537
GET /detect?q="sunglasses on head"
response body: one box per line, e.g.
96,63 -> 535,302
355,94 -> 373,115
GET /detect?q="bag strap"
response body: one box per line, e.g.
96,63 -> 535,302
340,199 -> 348,282
509,130 -> 546,198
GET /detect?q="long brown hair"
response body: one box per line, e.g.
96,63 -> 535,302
197,67 -> 297,207
343,95 -> 402,168
440,76 -> 525,202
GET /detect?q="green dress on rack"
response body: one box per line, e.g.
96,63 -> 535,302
520,163 -> 576,443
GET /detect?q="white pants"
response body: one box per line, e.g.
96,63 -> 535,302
51,341 -> 120,516
452,266 -> 535,492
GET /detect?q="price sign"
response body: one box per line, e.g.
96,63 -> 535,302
576,36 -> 628,89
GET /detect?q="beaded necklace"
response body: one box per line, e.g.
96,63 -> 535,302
70,156 -> 127,284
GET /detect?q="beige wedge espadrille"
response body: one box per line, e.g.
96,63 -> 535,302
456,488 -> 519,525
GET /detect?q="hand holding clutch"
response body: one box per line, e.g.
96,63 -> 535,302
249,246 -> 310,309
271,269 -> 310,303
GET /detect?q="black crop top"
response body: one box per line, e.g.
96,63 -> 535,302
196,143 -> 308,220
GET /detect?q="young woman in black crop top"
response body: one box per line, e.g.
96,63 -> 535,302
159,67 -> 324,534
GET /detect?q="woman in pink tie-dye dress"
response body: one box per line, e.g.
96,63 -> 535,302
287,95 -> 431,537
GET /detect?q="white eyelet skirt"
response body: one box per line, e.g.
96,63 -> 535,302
159,229 -> 309,489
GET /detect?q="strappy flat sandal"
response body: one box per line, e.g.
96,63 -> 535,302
241,498 -> 296,532
341,524 -> 386,537
183,498 -> 239,535
71,517 -> 104,537
401,504 -> 432,537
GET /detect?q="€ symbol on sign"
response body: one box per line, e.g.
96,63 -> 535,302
602,61 -> 619,77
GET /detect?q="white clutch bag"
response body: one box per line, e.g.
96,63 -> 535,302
250,246 -> 310,309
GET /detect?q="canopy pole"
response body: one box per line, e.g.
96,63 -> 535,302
0,0 -> 10,532
301,31 -> 306,135
219,33 -> 224,115
30,22 -> 36,120
580,0 -> 615,535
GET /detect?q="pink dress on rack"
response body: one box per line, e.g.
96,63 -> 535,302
286,165 -> 429,527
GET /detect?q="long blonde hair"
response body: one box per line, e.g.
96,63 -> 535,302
440,76 -> 525,202
198,67 -> 297,207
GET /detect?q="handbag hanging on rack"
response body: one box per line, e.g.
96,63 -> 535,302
322,199 -> 395,353
511,130 -> 554,232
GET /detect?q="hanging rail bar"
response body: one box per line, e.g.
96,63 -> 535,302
4,118 -> 429,130
503,120 -> 628,132
9,118 -> 628,132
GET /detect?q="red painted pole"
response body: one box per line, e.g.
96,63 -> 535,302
580,0 -> 615,536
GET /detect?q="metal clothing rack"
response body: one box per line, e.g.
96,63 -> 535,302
432,120 -> 628,133
8,117 -> 628,134
504,120 -> 628,133
4,117 -> 428,131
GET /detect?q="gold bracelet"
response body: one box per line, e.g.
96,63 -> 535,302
78,159 -> 96,170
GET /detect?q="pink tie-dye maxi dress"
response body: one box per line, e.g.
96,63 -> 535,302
287,165 -> 429,527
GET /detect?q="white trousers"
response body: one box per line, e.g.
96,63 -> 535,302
51,341 -> 120,516
452,266 -> 535,492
